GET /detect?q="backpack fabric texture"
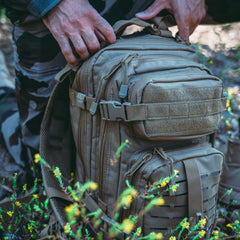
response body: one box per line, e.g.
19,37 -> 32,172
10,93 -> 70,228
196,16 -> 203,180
40,17 -> 226,239
218,135 -> 240,206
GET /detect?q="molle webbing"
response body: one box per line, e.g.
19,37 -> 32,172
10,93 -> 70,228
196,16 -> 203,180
69,88 -> 226,121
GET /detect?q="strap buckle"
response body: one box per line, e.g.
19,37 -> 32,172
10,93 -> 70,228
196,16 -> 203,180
99,101 -> 131,121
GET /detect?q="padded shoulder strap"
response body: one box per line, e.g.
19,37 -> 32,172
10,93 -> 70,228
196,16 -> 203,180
40,72 -> 76,229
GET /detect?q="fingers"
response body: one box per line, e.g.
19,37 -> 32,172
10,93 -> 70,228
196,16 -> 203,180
55,35 -> 79,66
95,18 -> 116,44
69,34 -> 89,60
174,10 -> 190,42
175,0 -> 206,41
135,0 -> 170,20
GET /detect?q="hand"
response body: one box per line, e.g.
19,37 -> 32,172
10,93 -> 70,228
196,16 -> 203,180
42,0 -> 116,65
135,0 -> 206,42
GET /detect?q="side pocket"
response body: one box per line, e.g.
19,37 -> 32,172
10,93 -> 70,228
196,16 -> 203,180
124,144 -> 224,238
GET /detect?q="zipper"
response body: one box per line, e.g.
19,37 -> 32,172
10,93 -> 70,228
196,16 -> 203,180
132,54 -> 212,75
124,152 -> 153,181
128,68 -> 221,104
130,157 -> 163,190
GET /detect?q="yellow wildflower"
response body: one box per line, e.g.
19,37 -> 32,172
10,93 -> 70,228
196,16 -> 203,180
226,100 -> 230,108
89,182 -> 98,190
65,203 -> 80,217
182,221 -> 190,229
28,224 -> 33,233
174,169 -> 179,175
125,139 -> 129,143
148,232 -> 163,239
53,168 -> 62,177
226,223 -> 232,228
64,223 -> 71,234
23,184 -> 27,191
7,211 -> 13,217
122,195 -> 133,207
198,230 -> 206,238
160,181 -> 167,188
65,205 -> 72,213
34,153 -> 40,163
199,218 -> 207,228
136,227 -> 142,236
130,189 -> 138,197
169,237 -> 176,240
171,184 -> 178,192
152,197 -> 165,206
33,194 -> 39,199
155,233 -> 163,239
212,230 -> 219,239
227,89 -> 233,96
15,201 -> 22,208
121,219 -> 135,233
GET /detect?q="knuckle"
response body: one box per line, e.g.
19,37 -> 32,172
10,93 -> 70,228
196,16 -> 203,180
79,51 -> 90,60
88,42 -> 100,52
104,27 -> 114,36
76,45 -> 88,55
67,56 -> 78,66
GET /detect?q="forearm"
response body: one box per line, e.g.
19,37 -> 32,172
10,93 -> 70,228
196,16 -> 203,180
27,0 -> 61,18
2,0 -> 61,18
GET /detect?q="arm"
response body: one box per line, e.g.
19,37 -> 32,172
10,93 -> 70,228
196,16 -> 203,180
42,0 -> 116,66
136,0 -> 206,42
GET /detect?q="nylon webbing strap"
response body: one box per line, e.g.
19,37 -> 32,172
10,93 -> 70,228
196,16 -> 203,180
183,159 -> 203,221
69,88 -> 226,121
55,64 -> 78,82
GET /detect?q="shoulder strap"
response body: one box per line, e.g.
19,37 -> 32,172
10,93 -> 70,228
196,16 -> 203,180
40,65 -> 128,238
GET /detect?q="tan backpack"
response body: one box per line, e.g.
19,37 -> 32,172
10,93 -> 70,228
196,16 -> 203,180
40,18 -> 226,239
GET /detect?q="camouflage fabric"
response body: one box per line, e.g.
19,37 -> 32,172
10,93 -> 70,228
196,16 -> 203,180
0,16 -> 66,196
0,2 -> 153,197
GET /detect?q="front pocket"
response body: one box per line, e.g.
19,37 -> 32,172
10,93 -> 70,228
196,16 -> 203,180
125,144 -> 224,238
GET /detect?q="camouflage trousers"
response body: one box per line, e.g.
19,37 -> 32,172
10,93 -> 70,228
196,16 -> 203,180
0,16 -> 66,190
0,1 -> 150,195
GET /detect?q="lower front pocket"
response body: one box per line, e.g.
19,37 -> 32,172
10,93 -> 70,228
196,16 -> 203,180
124,143 -> 224,238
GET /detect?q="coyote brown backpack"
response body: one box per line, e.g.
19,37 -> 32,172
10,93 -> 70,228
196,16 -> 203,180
40,17 -> 226,239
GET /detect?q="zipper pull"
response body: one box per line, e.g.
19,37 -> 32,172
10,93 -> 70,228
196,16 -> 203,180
119,53 -> 138,99
124,153 -> 152,180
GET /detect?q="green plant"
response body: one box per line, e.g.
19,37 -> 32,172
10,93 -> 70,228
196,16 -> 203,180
1,144 -> 239,239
